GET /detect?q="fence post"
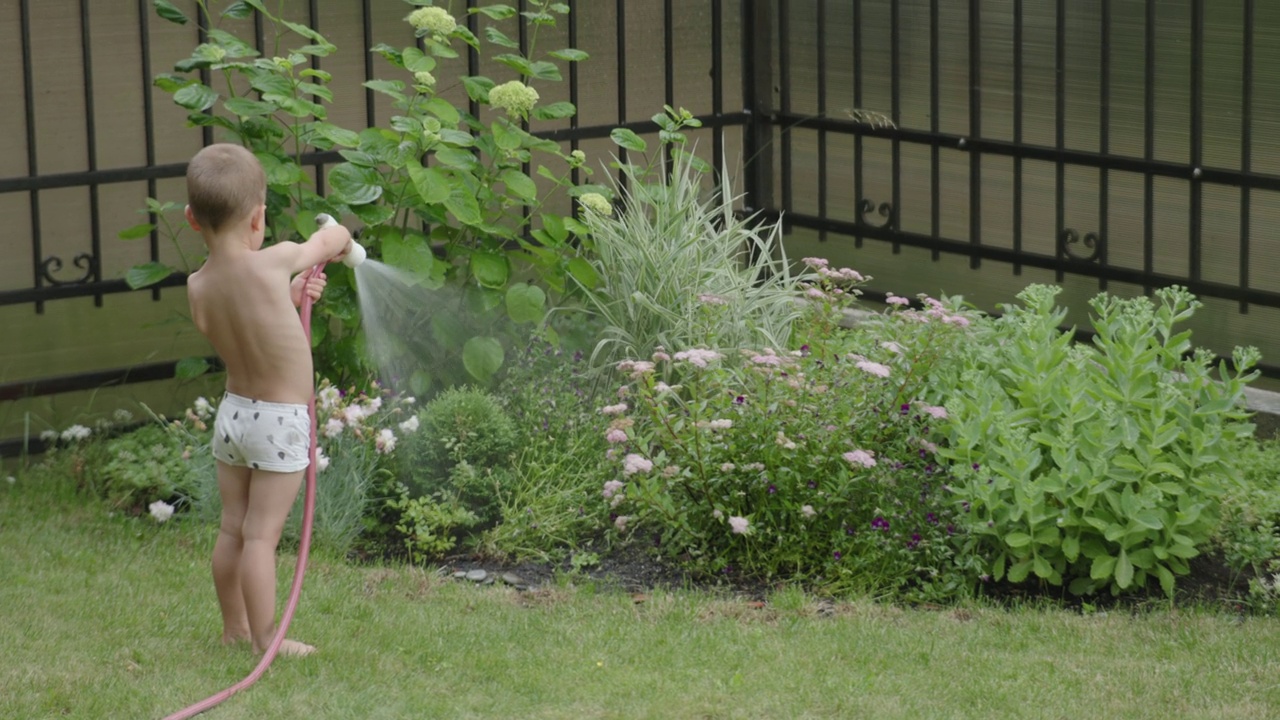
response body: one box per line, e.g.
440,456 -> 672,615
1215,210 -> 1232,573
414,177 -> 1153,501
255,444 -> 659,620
740,0 -> 774,217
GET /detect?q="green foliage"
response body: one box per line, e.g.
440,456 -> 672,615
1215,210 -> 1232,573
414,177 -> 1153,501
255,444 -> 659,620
480,335 -> 616,562
940,284 -> 1260,598
1216,437 -> 1280,596
92,424 -> 200,512
572,111 -> 804,369
131,0 -> 598,389
389,486 -> 481,564
599,275 -> 984,601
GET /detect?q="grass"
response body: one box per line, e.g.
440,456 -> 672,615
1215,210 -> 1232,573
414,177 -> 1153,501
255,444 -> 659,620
4,477 -> 1280,719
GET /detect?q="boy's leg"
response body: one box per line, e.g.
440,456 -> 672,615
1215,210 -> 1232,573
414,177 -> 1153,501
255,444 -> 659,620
241,468 -> 314,656
212,461 -> 252,644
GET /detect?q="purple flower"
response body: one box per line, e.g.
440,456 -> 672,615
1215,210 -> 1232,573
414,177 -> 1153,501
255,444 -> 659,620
734,395 -> 746,405
900,404 -> 911,415
573,350 -> 584,362
800,344 -> 811,357
807,480 -> 818,490
926,512 -> 939,525
833,550 -> 842,560
907,533 -> 922,549
972,463 -> 981,471
871,516 -> 890,531
767,484 -> 777,494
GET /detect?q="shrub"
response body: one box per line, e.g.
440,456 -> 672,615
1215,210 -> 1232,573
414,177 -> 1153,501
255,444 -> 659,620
940,284 -> 1260,598
480,336 -> 616,562
572,111 -> 806,370
597,270 -> 984,601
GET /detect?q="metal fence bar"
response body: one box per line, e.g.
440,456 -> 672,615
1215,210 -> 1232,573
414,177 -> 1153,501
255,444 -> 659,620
930,0 -> 941,262
778,0 -> 792,219
890,0 -> 901,254
1098,0 -> 1111,291
816,0 -> 827,245
1189,0 -> 1204,284
712,0 -> 724,178
138,0 -> 161,302
20,0 -> 43,314
968,0 -> 980,269
1012,0 -> 1023,274
852,0 -> 863,248
1054,0 -> 1065,281
80,0 -> 103,308
1241,0 -> 1254,314
1143,0 -> 1155,293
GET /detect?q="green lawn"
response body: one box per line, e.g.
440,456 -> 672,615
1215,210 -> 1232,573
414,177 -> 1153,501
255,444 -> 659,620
3,479 -> 1279,720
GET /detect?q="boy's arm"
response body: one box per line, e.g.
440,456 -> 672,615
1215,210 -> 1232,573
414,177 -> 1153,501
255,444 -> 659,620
267,225 -> 353,275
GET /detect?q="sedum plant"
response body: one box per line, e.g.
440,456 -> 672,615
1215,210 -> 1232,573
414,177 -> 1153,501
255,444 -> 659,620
940,284 -> 1260,598
123,0 -> 603,390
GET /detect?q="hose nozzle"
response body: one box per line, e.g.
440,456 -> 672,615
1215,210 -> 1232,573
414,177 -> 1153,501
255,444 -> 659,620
315,213 -> 365,268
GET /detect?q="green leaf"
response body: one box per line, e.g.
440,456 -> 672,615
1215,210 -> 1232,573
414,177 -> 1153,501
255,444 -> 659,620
363,79 -> 407,101
221,1 -> 254,19
349,203 -> 396,226
492,120 -> 522,150
566,257 -> 599,289
382,229 -> 437,280
471,4 -> 518,19
402,47 -> 436,73
532,101 -> 577,120
173,83 -> 218,111
126,262 -> 177,289
154,0 -> 189,24
462,336 -> 504,382
499,168 -> 538,202
1004,532 -> 1032,549
174,357 -> 210,380
610,128 -> 647,152
505,283 -> 546,324
1061,533 -> 1080,562
1155,563 -> 1176,597
117,223 -> 155,240
1114,548 -> 1134,589
444,188 -> 483,226
1006,559 -> 1032,583
1090,553 -> 1117,580
408,161 -> 451,205
549,48 -> 589,62
328,163 -> 384,205
1032,555 -> 1053,579
528,61 -> 562,81
470,252 -> 509,288
484,27 -> 520,49
462,75 -> 495,103
493,54 -> 534,77
224,98 -> 276,118
423,97 -> 461,125
257,154 -> 307,188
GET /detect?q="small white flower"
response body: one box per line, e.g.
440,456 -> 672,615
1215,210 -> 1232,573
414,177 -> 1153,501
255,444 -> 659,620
728,516 -> 750,534
193,396 -> 213,419
713,509 -> 724,519
149,501 -> 175,523
343,405 -> 367,425
317,386 -> 341,410
614,515 -> 631,532
375,428 -> 397,455
364,396 -> 383,414
672,348 -> 723,368
843,450 -> 877,468
707,419 -> 732,430
5,475 -> 15,485
113,408 -> 135,424
603,480 -> 625,499
60,425 -> 92,443
323,418 -> 345,438
801,505 -> 816,518
399,416 -> 420,434
719,463 -> 736,473
920,404 -> 949,420
855,360 -> 892,378
775,431 -> 797,451
315,447 -> 330,472
40,430 -> 58,442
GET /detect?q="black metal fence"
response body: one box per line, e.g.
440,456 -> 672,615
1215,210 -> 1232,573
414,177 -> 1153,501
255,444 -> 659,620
4,0 -> 1279,456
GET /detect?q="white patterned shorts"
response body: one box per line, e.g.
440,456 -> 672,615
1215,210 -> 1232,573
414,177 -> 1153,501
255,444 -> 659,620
211,392 -> 311,473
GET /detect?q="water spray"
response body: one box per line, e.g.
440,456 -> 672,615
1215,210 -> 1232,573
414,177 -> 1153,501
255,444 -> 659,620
162,214 -> 354,720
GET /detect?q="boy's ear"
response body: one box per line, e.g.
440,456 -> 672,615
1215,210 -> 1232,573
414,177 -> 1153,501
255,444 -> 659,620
184,204 -> 202,231
250,204 -> 266,232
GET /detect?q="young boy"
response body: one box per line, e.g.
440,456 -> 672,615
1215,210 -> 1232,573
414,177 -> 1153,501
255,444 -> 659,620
184,143 -> 352,656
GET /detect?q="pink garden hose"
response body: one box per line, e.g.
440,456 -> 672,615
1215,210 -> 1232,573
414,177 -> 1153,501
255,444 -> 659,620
164,217 -> 362,719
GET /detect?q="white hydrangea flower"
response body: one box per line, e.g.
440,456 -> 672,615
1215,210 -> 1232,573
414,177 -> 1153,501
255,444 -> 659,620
414,70 -> 436,88
488,80 -> 540,119
578,192 -> 612,215
149,501 -> 175,523
406,6 -> 457,35
60,425 -> 92,443
193,396 -> 213,419
399,416 -> 420,434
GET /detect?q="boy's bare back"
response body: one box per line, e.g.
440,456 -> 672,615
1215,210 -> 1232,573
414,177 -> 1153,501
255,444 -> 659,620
183,144 -> 351,405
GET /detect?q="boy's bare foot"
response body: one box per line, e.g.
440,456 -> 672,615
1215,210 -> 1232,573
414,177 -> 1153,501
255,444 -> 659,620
263,638 -> 316,657
221,633 -> 251,647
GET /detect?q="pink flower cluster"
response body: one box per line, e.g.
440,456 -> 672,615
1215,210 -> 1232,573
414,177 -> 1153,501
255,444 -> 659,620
622,453 -> 654,476
673,348 -> 724,368
843,449 -> 877,468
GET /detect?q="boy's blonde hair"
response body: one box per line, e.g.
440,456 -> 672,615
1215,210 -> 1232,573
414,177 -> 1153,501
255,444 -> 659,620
186,143 -> 267,233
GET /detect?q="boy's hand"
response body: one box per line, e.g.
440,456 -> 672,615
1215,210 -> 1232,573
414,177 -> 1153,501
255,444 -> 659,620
290,271 -> 327,307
